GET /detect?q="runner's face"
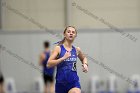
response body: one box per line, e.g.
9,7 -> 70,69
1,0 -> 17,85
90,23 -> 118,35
64,27 -> 77,41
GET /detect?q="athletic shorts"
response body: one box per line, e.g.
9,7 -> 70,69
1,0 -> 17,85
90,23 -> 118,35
55,81 -> 81,93
43,73 -> 54,84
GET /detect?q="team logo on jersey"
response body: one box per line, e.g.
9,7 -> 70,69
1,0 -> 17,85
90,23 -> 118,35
64,57 -> 77,61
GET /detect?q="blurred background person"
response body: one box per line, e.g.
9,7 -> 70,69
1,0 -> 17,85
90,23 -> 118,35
0,72 -> 4,93
39,41 -> 55,93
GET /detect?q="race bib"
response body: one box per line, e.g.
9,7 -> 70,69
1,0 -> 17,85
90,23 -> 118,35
72,62 -> 77,71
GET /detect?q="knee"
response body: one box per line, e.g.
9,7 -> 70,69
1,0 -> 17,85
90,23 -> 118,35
72,91 -> 77,93
68,88 -> 81,93
72,90 -> 81,93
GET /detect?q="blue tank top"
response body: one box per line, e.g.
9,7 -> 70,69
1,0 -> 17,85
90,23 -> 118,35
43,51 -> 54,76
56,44 -> 79,83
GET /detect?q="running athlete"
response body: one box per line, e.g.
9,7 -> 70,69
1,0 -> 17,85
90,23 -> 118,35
47,26 -> 88,93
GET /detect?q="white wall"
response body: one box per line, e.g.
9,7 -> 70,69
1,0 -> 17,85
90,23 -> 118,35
0,29 -> 140,93
72,0 -> 140,28
1,0 -> 140,30
1,0 -> 65,30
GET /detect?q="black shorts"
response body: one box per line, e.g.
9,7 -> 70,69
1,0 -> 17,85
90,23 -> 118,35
43,73 -> 54,84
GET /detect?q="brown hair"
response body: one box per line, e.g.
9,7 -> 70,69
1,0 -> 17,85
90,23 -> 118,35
57,26 -> 77,46
44,41 -> 50,48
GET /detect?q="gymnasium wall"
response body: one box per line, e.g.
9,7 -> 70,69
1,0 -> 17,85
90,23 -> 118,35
1,0 -> 140,30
